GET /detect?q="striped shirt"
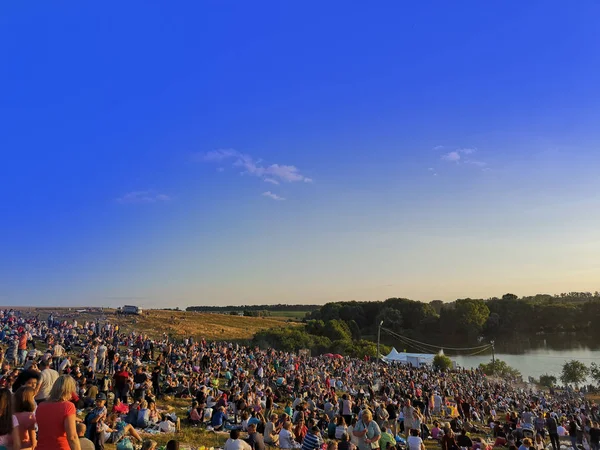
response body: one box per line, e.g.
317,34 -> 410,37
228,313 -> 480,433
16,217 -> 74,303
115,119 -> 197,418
301,432 -> 321,450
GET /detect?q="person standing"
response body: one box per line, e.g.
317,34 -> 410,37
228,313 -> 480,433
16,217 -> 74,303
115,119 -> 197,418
546,412 -> 560,450
35,359 -> 60,404
14,386 -> 37,450
36,375 -> 81,450
53,341 -> 65,372
0,388 -> 20,450
353,410 -> 381,450
18,332 -> 28,367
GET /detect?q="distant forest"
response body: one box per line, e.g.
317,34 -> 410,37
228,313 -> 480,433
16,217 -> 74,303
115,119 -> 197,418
186,304 -> 319,312
252,291 -> 600,355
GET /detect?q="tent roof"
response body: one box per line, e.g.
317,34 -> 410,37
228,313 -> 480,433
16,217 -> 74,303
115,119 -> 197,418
383,350 -> 436,362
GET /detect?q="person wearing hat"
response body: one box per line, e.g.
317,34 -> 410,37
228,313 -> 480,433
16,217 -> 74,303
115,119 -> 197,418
85,394 -> 107,435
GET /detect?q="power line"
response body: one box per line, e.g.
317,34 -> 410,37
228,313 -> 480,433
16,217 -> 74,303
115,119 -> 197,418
381,327 -> 492,353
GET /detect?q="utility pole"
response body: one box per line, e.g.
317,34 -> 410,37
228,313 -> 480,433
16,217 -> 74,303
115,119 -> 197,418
490,340 -> 496,373
377,320 -> 384,362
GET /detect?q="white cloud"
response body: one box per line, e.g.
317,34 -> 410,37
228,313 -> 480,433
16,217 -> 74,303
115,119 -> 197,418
440,147 -> 483,165
200,149 -> 313,183
442,151 -> 461,162
116,191 -> 171,204
264,178 -> 280,185
262,191 -> 285,201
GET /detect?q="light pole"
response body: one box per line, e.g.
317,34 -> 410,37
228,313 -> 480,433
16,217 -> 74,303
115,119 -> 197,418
490,340 -> 496,373
377,320 -> 384,361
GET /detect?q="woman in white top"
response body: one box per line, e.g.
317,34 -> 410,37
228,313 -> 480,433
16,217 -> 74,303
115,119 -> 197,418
336,416 -> 349,440
348,418 -> 360,447
279,421 -> 301,449
407,429 -> 425,450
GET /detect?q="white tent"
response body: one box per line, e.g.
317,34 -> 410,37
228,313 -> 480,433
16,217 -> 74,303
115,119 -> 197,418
383,347 -> 404,361
383,349 -> 436,366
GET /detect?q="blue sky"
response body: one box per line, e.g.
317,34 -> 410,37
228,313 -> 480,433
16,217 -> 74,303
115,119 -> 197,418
2,1 -> 600,307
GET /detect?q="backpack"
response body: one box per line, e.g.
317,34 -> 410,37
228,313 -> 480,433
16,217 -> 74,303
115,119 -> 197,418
117,438 -> 134,450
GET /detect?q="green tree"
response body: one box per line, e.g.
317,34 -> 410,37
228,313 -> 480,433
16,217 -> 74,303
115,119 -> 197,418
322,319 -> 352,341
348,320 -> 361,341
479,359 -> 521,379
539,374 -> 557,388
433,353 -> 453,371
560,360 -> 589,387
376,307 -> 403,332
590,363 -> 600,387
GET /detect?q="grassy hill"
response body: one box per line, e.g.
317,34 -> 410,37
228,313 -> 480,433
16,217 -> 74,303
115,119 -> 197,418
8,307 -> 297,342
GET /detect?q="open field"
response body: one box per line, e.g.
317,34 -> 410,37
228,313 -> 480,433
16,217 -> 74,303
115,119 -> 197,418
4,307 -> 298,342
116,309 -> 298,341
267,310 -> 309,320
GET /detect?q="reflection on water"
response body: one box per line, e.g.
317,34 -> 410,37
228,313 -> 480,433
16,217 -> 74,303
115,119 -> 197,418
453,347 -> 600,380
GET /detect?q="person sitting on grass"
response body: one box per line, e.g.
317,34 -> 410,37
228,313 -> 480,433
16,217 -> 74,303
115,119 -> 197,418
158,413 -> 180,433
99,413 -> 143,445
112,397 -> 129,415
301,426 -> 322,450
247,423 -> 266,450
76,423 -> 95,450
224,429 -> 252,450
279,421 -> 301,449
379,425 -> 396,450
166,440 -> 179,450
211,405 -> 227,431
189,401 -> 202,426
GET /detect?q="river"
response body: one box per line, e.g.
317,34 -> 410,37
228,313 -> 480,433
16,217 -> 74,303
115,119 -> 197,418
453,347 -> 600,380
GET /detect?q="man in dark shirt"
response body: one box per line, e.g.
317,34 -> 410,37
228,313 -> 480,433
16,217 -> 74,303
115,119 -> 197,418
246,423 -> 266,450
546,412 -> 559,450
386,400 -> 398,435
589,423 -> 600,450
133,366 -> 148,400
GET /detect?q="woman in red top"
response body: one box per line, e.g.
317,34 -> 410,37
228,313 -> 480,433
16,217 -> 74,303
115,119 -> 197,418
36,375 -> 81,450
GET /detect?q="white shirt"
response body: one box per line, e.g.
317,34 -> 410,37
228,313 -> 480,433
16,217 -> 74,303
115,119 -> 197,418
224,438 -> 252,450
407,436 -> 423,450
279,429 -> 299,449
36,368 -> 59,400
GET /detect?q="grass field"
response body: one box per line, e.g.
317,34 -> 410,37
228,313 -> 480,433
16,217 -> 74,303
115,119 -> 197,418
267,310 -> 310,320
9,307 -> 298,342
117,309 -> 298,341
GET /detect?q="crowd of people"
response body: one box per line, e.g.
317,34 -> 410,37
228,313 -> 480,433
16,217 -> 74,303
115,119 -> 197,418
0,309 -> 597,450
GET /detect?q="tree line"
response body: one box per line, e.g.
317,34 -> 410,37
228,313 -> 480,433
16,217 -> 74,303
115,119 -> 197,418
186,304 -> 319,313
304,292 -> 600,348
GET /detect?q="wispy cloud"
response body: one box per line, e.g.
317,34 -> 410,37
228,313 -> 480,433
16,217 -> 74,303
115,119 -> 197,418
264,178 -> 280,185
199,149 -> 313,183
428,167 -> 438,176
116,191 -> 171,204
262,191 -> 285,201
440,147 -> 482,164
442,151 -> 461,162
